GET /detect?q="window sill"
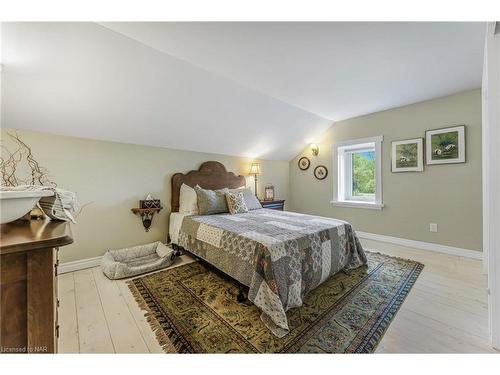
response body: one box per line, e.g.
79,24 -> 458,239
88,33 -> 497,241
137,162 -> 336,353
330,200 -> 384,210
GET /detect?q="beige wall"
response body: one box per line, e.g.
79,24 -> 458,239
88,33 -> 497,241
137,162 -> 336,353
289,89 -> 482,251
0,129 -> 290,263
1,89 -> 482,262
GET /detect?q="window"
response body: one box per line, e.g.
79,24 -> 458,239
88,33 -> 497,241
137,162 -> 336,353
332,136 -> 384,209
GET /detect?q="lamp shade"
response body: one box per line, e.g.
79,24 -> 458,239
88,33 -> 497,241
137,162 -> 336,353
249,162 -> 261,175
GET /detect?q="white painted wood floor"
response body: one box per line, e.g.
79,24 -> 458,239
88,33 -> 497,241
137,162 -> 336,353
58,239 -> 497,353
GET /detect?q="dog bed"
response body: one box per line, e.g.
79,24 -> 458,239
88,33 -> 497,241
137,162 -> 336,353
101,241 -> 175,280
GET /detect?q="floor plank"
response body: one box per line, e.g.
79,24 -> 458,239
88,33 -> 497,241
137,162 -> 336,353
60,243 -> 495,353
58,273 -> 80,353
92,268 -> 149,353
73,268 -> 115,353
361,239 -> 494,353
383,309 -> 496,353
115,281 -> 164,353
113,256 -> 197,354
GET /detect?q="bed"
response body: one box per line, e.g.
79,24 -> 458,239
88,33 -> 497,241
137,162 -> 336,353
170,161 -> 367,337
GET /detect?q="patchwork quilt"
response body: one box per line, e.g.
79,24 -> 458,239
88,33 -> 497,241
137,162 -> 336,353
178,208 -> 367,337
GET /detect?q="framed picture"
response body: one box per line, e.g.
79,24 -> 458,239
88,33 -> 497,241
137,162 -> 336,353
264,185 -> 275,201
391,138 -> 424,172
314,165 -> 328,180
425,125 -> 465,165
298,156 -> 310,170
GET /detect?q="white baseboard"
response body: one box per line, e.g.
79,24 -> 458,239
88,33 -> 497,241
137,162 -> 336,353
58,231 -> 482,274
357,231 -> 482,260
59,256 -> 102,274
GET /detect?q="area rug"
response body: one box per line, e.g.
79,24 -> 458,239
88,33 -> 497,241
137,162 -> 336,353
128,251 -> 423,353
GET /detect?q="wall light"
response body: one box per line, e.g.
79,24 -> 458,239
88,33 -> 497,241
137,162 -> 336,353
310,143 -> 319,156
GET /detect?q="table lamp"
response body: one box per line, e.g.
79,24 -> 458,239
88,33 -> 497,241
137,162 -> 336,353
249,162 -> 261,198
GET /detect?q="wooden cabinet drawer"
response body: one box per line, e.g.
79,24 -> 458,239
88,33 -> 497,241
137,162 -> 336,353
1,220 -> 73,354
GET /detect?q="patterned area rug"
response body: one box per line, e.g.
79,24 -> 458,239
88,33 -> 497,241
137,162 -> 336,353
128,252 -> 423,353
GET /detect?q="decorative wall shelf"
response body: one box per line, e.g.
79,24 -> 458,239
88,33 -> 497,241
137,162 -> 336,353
131,207 -> 162,232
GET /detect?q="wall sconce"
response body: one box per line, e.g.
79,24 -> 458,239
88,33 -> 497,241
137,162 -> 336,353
310,143 -> 319,156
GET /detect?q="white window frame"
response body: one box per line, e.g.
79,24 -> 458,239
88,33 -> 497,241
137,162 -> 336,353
331,136 -> 384,210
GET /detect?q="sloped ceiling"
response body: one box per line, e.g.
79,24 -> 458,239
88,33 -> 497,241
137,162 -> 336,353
1,22 -> 331,161
2,22 -> 485,161
102,22 -> 485,121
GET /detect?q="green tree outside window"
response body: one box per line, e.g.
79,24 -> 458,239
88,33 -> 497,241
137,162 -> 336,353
352,151 -> 375,196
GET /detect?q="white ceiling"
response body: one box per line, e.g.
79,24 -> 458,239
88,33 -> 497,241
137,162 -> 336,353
2,22 -> 485,161
102,22 -> 486,121
1,23 -> 330,161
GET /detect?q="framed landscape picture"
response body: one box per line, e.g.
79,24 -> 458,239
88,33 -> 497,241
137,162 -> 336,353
391,138 -> 424,172
425,125 -> 465,165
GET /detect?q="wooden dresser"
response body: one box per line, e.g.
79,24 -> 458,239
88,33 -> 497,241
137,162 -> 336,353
259,199 -> 285,211
0,220 -> 73,354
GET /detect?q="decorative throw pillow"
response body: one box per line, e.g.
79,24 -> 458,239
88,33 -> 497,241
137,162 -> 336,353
230,187 -> 262,210
179,183 -> 199,215
225,192 -> 249,214
195,186 -> 229,215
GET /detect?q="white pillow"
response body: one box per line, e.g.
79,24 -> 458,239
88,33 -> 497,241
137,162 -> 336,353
155,242 -> 174,258
179,183 -> 198,214
229,187 -> 262,210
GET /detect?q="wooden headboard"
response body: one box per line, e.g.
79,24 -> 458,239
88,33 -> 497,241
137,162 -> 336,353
171,161 -> 246,212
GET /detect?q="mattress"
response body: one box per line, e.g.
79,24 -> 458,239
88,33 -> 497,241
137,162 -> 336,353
177,208 -> 367,337
169,212 -> 189,244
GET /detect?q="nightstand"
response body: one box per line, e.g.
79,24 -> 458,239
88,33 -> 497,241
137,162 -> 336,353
259,199 -> 285,211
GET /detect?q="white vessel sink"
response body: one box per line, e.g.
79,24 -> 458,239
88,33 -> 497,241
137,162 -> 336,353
0,190 -> 54,224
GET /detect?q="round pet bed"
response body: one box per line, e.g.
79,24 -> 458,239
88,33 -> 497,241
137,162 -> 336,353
101,241 -> 175,280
